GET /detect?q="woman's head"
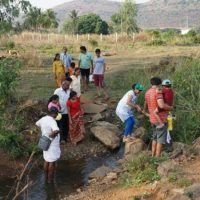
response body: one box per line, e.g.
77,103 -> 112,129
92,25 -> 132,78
48,95 -> 59,104
132,83 -> 144,94
74,67 -> 81,76
54,53 -> 60,61
80,46 -> 87,53
69,91 -> 77,100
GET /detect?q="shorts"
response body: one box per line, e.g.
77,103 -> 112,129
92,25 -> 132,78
93,74 -> 105,87
152,124 -> 167,144
80,68 -> 90,79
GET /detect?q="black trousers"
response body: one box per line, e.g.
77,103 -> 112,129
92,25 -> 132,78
60,114 -> 69,141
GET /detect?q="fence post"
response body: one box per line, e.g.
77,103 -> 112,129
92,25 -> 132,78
39,34 -> 42,41
115,33 -> 118,43
64,34 -> 67,43
132,33 -> 135,42
32,33 -> 34,41
87,34 -> 90,40
76,34 -> 79,41
100,33 -> 103,42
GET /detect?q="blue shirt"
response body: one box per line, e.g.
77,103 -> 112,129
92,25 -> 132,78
60,53 -> 72,69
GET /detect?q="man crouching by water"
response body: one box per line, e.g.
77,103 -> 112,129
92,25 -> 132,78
36,107 -> 61,183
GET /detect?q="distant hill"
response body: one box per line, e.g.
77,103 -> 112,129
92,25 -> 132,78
53,0 -> 200,29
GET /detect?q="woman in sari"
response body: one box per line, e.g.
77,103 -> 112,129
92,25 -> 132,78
67,91 -> 85,145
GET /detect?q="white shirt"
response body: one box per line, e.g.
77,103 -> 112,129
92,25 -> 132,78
36,116 -> 61,162
93,57 -> 105,75
54,87 -> 70,114
60,53 -> 71,69
116,90 -> 137,122
70,75 -> 81,97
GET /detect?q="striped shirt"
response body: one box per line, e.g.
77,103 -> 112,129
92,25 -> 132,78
145,87 -> 168,124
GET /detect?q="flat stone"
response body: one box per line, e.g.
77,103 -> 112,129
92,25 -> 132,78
82,103 -> 107,114
89,165 -> 112,179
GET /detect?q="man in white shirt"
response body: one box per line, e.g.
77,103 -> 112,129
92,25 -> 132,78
54,78 -> 72,143
60,47 -> 72,71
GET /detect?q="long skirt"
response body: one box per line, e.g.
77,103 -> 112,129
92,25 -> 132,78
55,73 -> 66,88
69,113 -> 85,144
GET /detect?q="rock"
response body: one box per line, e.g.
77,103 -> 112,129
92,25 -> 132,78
166,194 -> 190,200
193,137 -> 200,152
89,165 -> 112,179
171,142 -> 189,158
157,160 -> 177,177
82,103 -> 107,114
124,139 -> 145,156
91,113 -> 104,122
105,172 -> 118,181
184,183 -> 200,198
91,122 -> 121,149
134,127 -> 148,141
95,121 -> 121,137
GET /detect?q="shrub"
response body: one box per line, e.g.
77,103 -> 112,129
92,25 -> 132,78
88,39 -> 98,48
172,58 -> 200,143
0,58 -> 21,106
146,39 -> 166,46
6,40 -> 15,49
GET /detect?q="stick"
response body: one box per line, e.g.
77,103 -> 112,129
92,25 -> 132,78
15,151 -> 35,194
13,181 -> 32,200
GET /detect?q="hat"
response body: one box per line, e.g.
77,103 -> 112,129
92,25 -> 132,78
49,107 -> 59,114
162,79 -> 172,86
134,83 -> 144,91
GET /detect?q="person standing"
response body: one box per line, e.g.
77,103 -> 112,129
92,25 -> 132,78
116,83 -> 144,142
54,78 -> 72,143
67,91 -> 85,146
70,68 -> 81,97
60,47 -> 72,71
78,46 -> 93,92
36,107 -> 61,183
53,53 -> 66,88
144,77 -> 173,157
92,48 -> 109,100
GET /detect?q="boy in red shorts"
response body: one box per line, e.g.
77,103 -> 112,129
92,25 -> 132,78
92,49 -> 109,101
154,79 -> 174,128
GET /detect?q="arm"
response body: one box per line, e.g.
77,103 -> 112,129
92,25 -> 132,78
126,95 -> 142,112
67,106 -> 72,124
49,130 -> 59,138
103,63 -> 106,74
157,99 -> 173,111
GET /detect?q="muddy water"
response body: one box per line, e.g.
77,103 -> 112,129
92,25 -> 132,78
0,146 -> 124,200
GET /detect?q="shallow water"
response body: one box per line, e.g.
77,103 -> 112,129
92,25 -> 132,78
0,145 -> 124,200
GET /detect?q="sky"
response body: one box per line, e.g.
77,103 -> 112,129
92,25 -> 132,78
29,0 -> 150,9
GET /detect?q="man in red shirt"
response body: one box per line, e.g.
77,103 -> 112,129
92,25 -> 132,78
144,77 -> 173,157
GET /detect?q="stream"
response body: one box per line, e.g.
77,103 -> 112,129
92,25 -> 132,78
0,145 -> 124,200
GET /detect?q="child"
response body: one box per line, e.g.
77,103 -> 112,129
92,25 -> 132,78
67,91 -> 85,146
154,79 -> 174,128
70,68 -> 81,97
68,62 -> 76,76
48,95 -> 61,112
92,49 -> 109,101
53,53 -> 66,88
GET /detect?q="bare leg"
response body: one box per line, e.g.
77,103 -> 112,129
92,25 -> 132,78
156,143 -> 163,157
102,87 -> 109,100
48,162 -> 55,183
96,86 -> 101,97
44,161 -> 49,182
152,140 -> 157,157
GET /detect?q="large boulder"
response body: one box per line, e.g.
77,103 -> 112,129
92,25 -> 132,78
82,103 -> 107,114
184,184 -> 200,198
124,139 -> 145,156
91,121 -> 121,149
134,127 -> 148,141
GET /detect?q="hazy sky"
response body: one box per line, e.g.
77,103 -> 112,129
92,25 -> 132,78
29,0 -> 150,9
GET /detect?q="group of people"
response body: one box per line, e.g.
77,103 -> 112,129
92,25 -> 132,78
36,45 -> 110,183
116,77 -> 173,157
36,45 -> 174,184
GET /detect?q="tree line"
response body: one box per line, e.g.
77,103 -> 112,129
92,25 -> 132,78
0,0 -> 138,35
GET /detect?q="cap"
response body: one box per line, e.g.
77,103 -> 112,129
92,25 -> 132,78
134,83 -> 144,91
162,79 -> 172,86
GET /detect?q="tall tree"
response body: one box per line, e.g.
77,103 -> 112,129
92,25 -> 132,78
69,10 -> 79,34
0,0 -> 31,34
41,9 -> 58,30
111,0 -> 138,35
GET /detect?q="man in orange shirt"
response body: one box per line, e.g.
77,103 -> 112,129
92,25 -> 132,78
144,77 -> 173,157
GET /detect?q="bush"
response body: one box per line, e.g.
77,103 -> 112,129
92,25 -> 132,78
146,39 -> 166,46
172,58 -> 200,143
0,58 -> 21,106
6,40 -> 15,49
88,39 -> 98,48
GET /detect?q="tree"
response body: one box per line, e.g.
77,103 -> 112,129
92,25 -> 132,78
0,0 -> 31,34
62,13 -> 109,35
111,0 -> 139,35
23,7 -> 58,31
69,10 -> 79,34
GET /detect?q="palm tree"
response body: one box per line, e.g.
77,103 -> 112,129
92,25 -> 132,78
69,9 -> 79,34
